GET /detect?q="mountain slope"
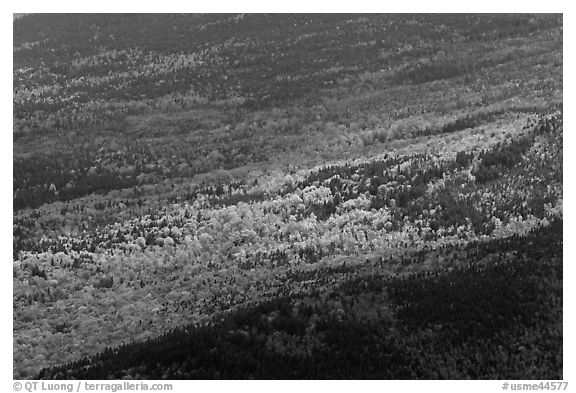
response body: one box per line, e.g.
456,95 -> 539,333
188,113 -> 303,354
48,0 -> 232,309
13,14 -> 563,379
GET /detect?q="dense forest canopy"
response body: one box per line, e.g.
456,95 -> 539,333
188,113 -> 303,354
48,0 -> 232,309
13,14 -> 562,380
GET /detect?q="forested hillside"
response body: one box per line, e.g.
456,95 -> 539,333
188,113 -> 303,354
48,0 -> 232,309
13,14 -> 562,379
